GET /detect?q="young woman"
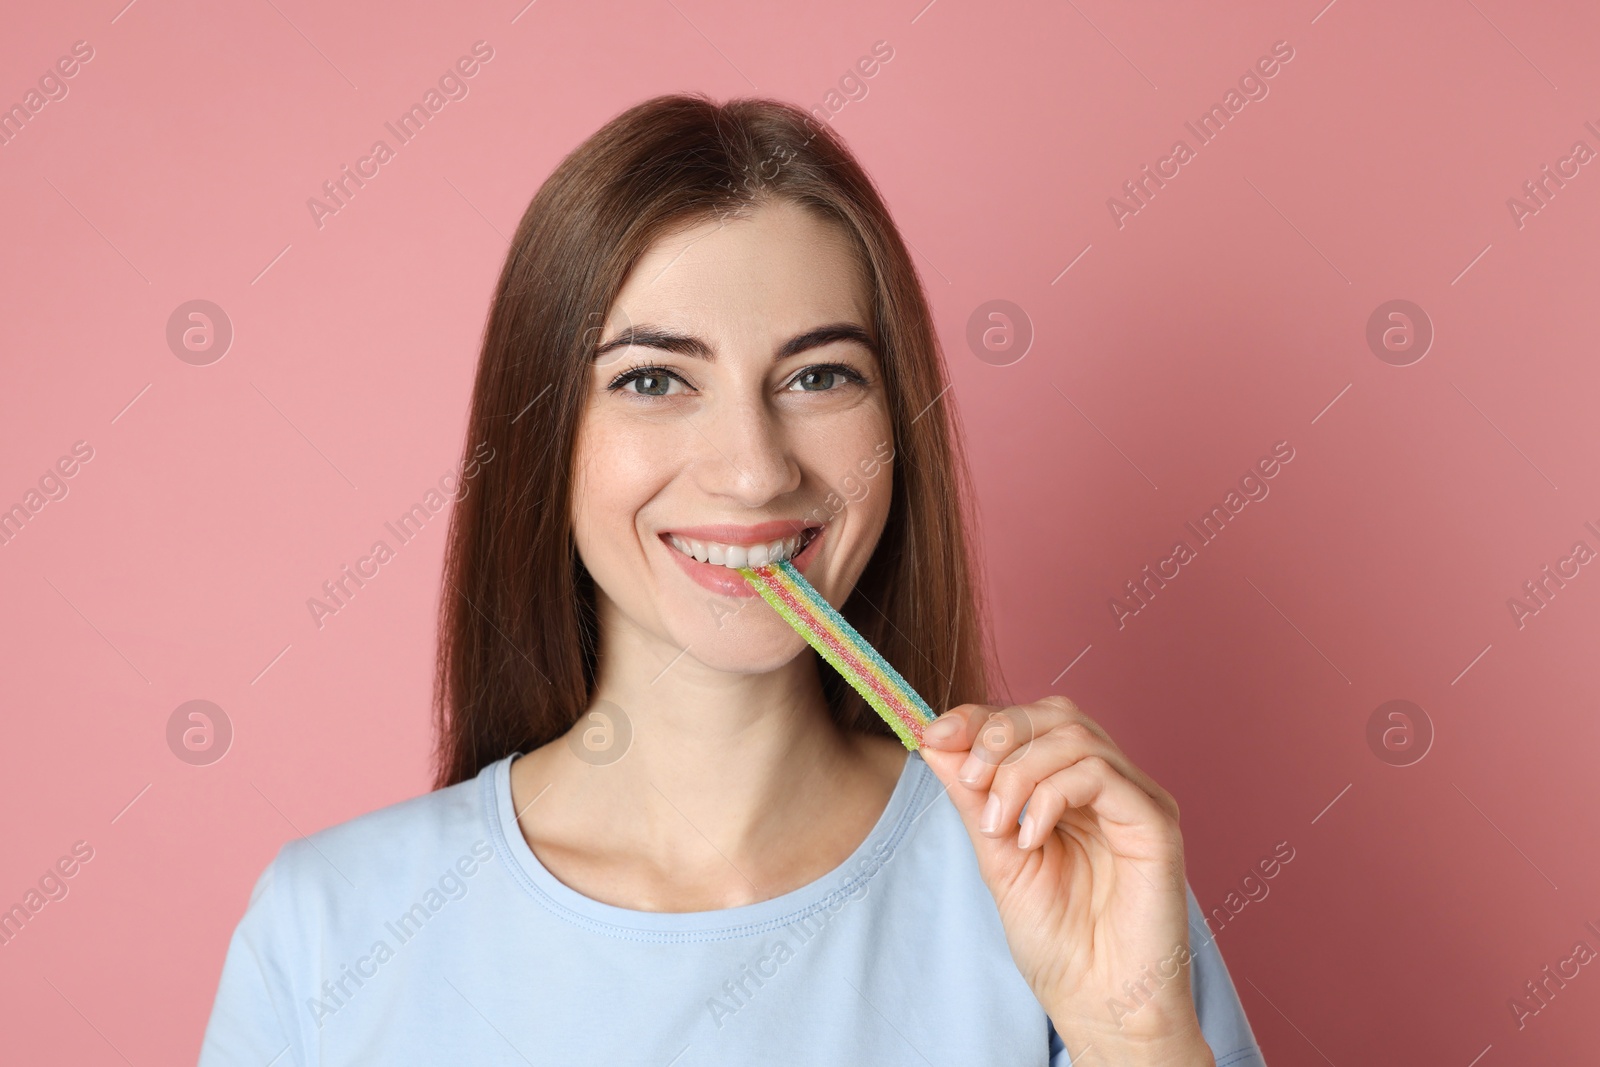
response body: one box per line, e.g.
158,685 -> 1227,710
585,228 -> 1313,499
201,94 -> 1263,1067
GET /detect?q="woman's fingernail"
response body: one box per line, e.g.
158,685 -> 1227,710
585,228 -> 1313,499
958,753 -> 984,783
980,792 -> 1002,834
1017,813 -> 1035,849
924,715 -> 960,743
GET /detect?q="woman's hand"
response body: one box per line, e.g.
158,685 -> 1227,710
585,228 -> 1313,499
918,696 -> 1214,1066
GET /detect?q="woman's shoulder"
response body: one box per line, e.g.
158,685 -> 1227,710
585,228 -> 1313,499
202,758 -> 517,1063
256,756 -> 507,921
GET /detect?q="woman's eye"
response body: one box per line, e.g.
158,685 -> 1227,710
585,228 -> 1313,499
629,374 -> 673,396
788,365 -> 860,392
608,368 -> 687,396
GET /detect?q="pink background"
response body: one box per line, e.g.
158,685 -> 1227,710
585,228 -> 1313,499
3,0 -> 1598,1062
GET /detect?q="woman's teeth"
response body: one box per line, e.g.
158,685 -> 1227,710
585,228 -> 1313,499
667,531 -> 811,568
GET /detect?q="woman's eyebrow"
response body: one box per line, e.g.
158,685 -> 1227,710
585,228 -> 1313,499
778,323 -> 878,360
593,326 -> 710,360
592,322 -> 876,361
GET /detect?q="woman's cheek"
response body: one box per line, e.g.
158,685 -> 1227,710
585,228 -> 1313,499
571,412 -> 661,570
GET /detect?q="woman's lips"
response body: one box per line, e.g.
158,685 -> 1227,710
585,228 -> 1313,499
661,525 -> 826,598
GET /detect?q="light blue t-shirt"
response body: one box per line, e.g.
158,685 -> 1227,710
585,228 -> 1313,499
199,750 -> 1265,1066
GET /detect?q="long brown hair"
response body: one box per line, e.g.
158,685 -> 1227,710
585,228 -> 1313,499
433,93 -> 998,788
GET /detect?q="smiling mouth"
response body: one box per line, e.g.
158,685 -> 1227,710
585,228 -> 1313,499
664,526 -> 821,569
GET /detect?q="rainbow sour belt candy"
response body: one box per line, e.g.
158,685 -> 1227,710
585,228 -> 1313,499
737,559 -> 938,750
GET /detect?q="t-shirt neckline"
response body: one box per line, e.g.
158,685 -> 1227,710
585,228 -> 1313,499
483,746 -> 932,942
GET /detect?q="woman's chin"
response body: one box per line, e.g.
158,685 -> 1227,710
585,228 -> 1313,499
664,615 -> 811,676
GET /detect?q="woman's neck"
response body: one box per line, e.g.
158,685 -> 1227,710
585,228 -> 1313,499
507,610 -> 907,912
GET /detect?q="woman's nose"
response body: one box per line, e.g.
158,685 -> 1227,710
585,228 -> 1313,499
690,395 -> 801,506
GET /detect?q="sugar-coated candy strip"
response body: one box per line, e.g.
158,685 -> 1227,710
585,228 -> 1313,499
738,559 -> 938,750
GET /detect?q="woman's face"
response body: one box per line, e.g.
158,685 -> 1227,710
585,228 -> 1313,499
571,199 -> 895,674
